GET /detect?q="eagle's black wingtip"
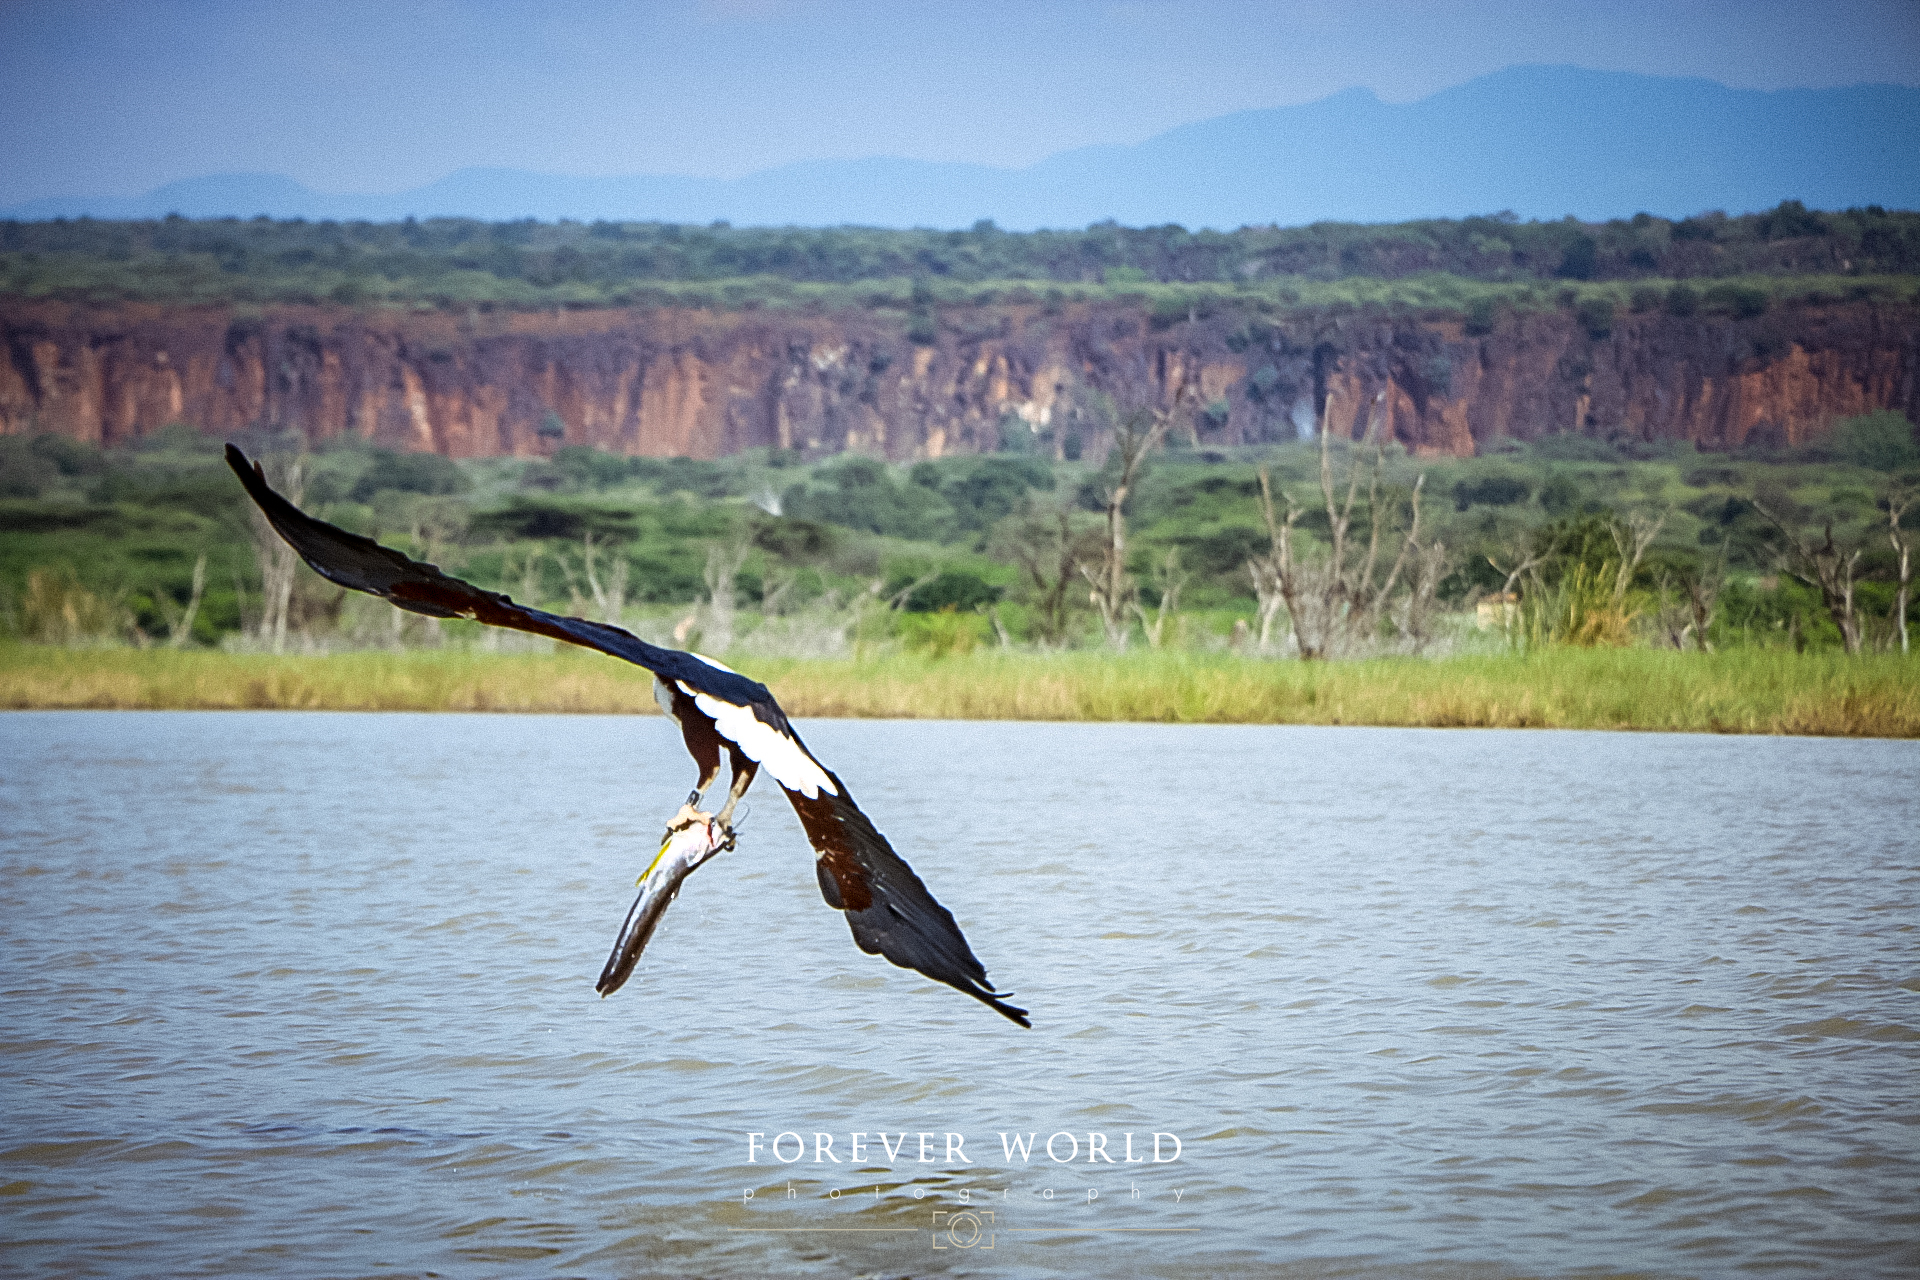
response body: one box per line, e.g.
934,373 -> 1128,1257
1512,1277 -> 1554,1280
980,990 -> 1031,1029
224,443 -> 265,491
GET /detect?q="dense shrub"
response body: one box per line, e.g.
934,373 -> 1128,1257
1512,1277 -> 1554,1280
1556,234 -> 1598,281
468,498 -> 639,541
751,516 -> 842,560
783,455 -> 955,540
903,568 -> 1001,613
350,449 -> 471,500
0,437 -> 58,497
1454,474 -> 1532,510
1756,199 -> 1825,241
1538,471 -> 1582,516
1701,282 -> 1769,318
1628,285 -> 1664,313
552,445 -> 636,489
1530,435 -> 1620,462
1827,411 -> 1919,471
5,205 -> 1917,312
1463,296 -> 1499,335
910,456 -> 1054,532
29,434 -> 109,477
630,455 -> 733,498
1575,296 -> 1616,338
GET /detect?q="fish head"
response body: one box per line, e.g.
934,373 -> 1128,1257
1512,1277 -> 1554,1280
640,804 -> 729,882
598,805 -> 733,998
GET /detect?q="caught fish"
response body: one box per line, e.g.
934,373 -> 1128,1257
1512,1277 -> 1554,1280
229,444 -> 1027,1026
596,804 -> 732,996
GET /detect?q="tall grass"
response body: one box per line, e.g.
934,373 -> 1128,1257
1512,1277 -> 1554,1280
18,570 -> 126,645
1,643 -> 1914,737
1511,563 -> 1639,650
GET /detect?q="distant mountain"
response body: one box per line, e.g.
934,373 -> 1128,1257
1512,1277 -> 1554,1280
8,66 -> 1916,229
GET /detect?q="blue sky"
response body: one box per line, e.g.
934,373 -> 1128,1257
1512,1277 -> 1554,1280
3,0 -> 1917,205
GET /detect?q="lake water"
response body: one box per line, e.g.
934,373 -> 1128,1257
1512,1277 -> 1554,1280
2,712 -> 1915,1278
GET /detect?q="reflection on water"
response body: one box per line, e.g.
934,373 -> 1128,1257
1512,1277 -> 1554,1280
1,712 -> 1915,1278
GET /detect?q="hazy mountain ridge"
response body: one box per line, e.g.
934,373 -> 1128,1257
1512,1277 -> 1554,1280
8,66 -> 1917,229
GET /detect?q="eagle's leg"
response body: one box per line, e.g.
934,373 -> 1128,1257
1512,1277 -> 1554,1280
713,751 -> 758,837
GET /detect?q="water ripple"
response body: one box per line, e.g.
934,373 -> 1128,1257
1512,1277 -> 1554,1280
2,713 -> 1915,1278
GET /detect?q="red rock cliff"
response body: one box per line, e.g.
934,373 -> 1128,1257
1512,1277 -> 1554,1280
2,299 -> 1913,457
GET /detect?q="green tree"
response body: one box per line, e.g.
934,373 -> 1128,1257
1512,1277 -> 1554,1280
349,449 -> 471,501
1827,411 -> 1918,471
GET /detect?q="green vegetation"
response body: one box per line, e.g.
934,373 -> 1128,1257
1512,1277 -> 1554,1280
1828,410 -> 1920,472
3,645 -> 1913,737
3,203 -> 1917,312
1,410 -> 1914,673
6,206 -> 1914,730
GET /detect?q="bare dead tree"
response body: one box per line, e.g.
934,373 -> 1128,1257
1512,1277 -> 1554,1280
1652,571 -> 1695,650
161,552 -> 207,648
1888,487 -> 1914,655
1487,545 -> 1550,601
1756,502 -> 1864,654
1607,512 -> 1667,605
1250,468 -> 1301,653
702,537 -> 751,655
246,455 -> 305,653
1357,472 -> 1439,644
1686,576 -> 1718,652
1394,518 -> 1450,650
760,565 -> 798,617
1247,393 -> 1438,657
1306,393 -> 1379,654
578,532 -> 631,625
988,605 -> 1013,647
1077,397 -> 1186,650
516,546 -> 545,606
230,571 -> 252,637
1248,563 -> 1285,652
1682,546 -> 1725,653
559,550 -> 591,617
880,571 -> 937,615
387,585 -> 409,650
1132,548 -> 1189,649
1480,540 -> 1549,645
995,504 -> 1082,648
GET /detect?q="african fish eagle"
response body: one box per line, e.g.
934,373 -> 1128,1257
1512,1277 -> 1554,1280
226,445 -> 1029,1028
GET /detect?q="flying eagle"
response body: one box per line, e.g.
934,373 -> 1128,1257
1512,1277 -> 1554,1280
227,445 -> 1029,1028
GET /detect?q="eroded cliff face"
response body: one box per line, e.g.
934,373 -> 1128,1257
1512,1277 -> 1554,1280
2,298 -> 1913,459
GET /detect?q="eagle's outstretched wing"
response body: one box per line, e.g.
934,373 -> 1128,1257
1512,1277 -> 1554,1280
227,445 -> 1028,1027
788,772 -> 1030,1025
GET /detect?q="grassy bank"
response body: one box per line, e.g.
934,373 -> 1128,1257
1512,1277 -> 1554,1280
2,644 -> 1915,737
